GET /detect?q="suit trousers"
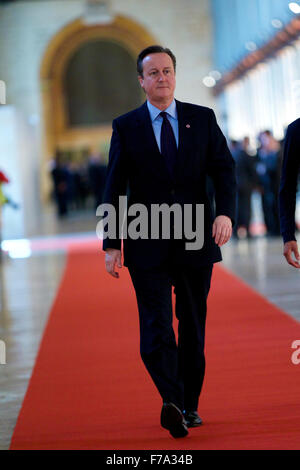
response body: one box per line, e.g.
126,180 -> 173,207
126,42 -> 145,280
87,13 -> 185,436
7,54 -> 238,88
128,255 -> 213,413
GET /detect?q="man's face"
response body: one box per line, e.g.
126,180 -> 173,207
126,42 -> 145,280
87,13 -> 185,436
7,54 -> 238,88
261,132 -> 271,148
138,53 -> 176,104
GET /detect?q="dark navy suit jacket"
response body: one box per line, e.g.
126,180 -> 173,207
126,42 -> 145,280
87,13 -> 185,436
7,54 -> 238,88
279,118 -> 300,243
102,99 -> 236,269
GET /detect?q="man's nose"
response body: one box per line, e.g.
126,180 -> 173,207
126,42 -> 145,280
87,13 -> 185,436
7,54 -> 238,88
158,73 -> 166,81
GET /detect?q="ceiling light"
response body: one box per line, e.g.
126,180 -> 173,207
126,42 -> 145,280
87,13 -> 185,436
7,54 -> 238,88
289,2 -> 300,14
271,19 -> 283,28
245,41 -> 257,52
203,76 -> 216,88
209,70 -> 222,81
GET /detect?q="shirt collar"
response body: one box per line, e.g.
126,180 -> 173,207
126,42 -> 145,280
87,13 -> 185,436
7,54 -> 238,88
147,99 -> 177,122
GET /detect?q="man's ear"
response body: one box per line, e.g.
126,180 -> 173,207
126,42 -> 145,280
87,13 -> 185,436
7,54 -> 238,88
138,75 -> 144,89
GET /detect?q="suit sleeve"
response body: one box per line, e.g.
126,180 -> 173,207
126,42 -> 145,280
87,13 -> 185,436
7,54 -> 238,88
102,119 -> 128,251
207,109 -> 237,225
279,123 -> 300,243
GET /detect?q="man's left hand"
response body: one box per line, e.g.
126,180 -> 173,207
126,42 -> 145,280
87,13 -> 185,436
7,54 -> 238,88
212,215 -> 232,247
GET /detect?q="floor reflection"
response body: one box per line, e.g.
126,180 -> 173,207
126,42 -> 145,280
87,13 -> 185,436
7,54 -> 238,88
222,236 -> 300,320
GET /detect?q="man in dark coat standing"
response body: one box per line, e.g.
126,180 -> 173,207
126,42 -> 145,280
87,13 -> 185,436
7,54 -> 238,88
102,45 -> 236,438
234,137 -> 258,238
279,118 -> 300,268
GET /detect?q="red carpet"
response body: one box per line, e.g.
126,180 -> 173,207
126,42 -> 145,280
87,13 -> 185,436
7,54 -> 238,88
10,241 -> 300,450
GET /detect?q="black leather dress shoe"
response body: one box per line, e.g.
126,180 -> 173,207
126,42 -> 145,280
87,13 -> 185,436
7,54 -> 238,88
183,411 -> 203,428
161,403 -> 189,438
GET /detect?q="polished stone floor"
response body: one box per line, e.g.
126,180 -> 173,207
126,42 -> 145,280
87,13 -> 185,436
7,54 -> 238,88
223,237 -> 300,321
0,209 -> 299,450
0,252 -> 66,450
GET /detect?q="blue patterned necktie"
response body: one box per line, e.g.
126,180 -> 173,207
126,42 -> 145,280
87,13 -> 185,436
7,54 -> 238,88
160,111 -> 177,180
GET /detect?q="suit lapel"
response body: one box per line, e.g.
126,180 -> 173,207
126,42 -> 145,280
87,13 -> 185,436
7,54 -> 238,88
175,99 -> 199,183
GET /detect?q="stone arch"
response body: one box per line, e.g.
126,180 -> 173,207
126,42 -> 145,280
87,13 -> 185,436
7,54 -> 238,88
64,41 -> 142,126
40,15 -> 157,199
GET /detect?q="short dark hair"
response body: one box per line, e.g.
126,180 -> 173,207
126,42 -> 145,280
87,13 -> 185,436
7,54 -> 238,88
137,45 -> 176,77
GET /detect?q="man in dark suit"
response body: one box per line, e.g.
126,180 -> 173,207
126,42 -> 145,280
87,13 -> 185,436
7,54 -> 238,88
279,118 -> 300,268
102,45 -> 236,438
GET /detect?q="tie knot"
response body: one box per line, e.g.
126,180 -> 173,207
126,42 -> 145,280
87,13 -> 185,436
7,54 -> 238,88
160,111 -> 168,119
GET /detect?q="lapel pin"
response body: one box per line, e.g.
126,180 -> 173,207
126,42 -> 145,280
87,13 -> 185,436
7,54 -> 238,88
186,124 -> 191,128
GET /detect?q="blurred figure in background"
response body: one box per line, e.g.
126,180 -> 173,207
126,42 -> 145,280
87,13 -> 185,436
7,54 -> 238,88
88,151 -> 107,210
0,169 -> 19,260
67,161 -> 84,211
51,150 -> 70,218
256,130 -> 281,237
234,137 -> 258,239
0,170 -> 10,206
73,161 -> 90,210
229,139 -> 240,162
279,118 -> 300,268
0,169 -> 19,210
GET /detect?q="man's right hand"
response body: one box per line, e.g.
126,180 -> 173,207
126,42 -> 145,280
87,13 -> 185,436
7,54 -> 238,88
283,241 -> 300,268
105,248 -> 122,278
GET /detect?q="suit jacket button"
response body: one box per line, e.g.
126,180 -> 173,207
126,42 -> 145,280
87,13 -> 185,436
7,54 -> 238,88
171,189 -> 175,196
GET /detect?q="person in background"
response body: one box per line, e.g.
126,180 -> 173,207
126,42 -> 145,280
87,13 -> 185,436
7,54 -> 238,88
256,130 -> 281,236
229,139 -> 240,162
279,118 -> 300,268
234,137 -> 258,238
88,151 -> 107,210
0,169 -> 19,260
51,151 -> 70,218
67,161 -> 87,211
0,170 -> 19,209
